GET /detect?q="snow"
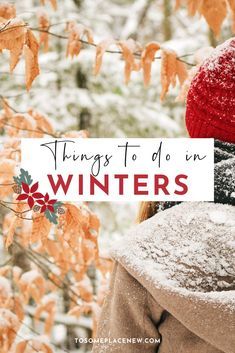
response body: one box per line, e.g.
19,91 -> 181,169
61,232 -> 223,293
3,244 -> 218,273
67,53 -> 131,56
205,37 -> 235,72
21,270 -> 40,283
111,202 -> 235,293
209,210 -> 228,224
0,276 -> 11,297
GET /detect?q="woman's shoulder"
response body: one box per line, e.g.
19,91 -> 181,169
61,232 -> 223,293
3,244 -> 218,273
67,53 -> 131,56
111,202 -> 235,292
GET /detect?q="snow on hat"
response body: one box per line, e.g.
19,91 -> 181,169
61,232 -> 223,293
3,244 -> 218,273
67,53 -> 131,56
185,38 -> 235,143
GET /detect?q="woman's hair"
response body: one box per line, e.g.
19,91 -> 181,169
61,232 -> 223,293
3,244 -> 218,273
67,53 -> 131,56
136,201 -> 158,223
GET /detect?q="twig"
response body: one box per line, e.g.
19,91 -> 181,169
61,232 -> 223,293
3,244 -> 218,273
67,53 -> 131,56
29,27 -> 195,66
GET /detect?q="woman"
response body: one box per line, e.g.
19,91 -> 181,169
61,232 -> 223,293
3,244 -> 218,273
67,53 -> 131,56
92,38 -> 235,353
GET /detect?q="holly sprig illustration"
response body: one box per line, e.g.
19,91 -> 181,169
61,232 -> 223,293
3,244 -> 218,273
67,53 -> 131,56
13,168 -> 64,224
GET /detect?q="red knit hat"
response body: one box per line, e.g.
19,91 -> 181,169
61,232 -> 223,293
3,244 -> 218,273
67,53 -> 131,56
185,38 -> 235,143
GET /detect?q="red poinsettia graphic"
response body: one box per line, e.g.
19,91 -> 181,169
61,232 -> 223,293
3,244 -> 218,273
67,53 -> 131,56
16,182 -> 44,208
36,193 -> 57,213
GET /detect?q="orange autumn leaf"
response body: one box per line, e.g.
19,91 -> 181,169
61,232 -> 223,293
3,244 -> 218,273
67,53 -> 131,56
1,98 -> 13,118
68,302 -> 92,317
160,49 -> 177,100
174,0 -> 182,10
4,215 -> 19,249
0,18 -> 26,42
24,29 -> 40,90
94,38 -> 114,75
176,60 -> 188,86
117,38 -> 142,84
5,112 -> 37,137
6,295 -> 24,322
32,213 -> 51,243
0,309 -> 20,351
19,270 -> 46,304
66,21 -> 94,58
141,41 -> 161,86
63,203 -> 89,236
228,0 -> 235,32
50,0 -> 57,10
40,0 -> 57,10
199,0 -> 227,37
89,212 -> 100,233
28,109 -> 54,137
62,129 -> 89,138
34,295 -> 56,335
37,9 -> 50,52
16,339 -> 53,353
186,0 -> 203,16
15,340 -> 27,353
0,18 -> 27,72
0,3 -> 16,19
176,65 -> 199,102
0,159 -> 16,198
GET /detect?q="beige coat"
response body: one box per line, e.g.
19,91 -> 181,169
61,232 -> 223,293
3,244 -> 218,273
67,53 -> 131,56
93,202 -> 235,353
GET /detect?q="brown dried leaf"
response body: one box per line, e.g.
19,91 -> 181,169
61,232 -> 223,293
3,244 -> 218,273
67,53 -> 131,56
174,0 -> 182,10
187,0 -> 203,16
199,0 -> 227,37
68,302 -> 92,317
141,41 -> 161,86
63,203 -> 89,237
89,212 -> 100,233
66,22 -> 94,58
1,98 -> 13,118
24,29 -> 40,90
176,65 -> 199,102
0,309 -> 19,350
15,340 -> 27,353
40,0 -> 57,10
0,158 -> 16,194
160,49 -> 177,100
0,3 -> 16,19
0,18 -> 26,42
28,109 -> 54,137
0,19 -> 27,72
32,213 -> 51,243
94,38 -> 114,75
228,0 -> 235,32
37,9 -> 50,52
117,39 -> 142,84
50,0 -> 57,10
5,215 -> 19,249
6,112 -> 37,137
176,60 -> 188,86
